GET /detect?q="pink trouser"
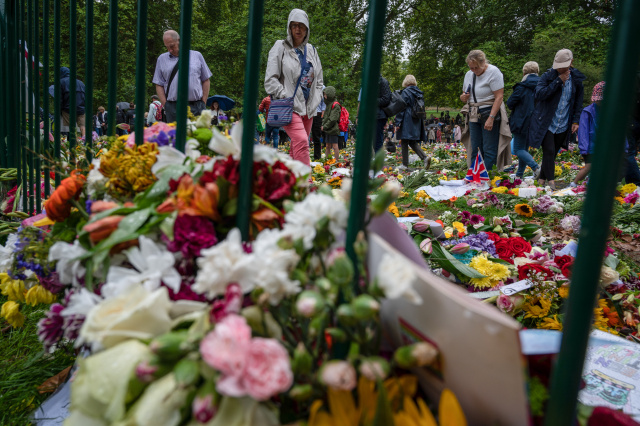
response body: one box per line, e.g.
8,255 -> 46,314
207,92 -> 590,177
284,113 -> 313,166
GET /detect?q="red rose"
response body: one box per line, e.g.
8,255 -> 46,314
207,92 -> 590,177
554,255 -> 573,269
202,156 -> 241,185
485,232 -> 501,242
494,239 -> 514,260
253,161 -> 296,202
518,264 -> 554,280
508,237 -> 532,257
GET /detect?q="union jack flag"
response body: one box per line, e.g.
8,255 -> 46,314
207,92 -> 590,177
465,152 -> 490,184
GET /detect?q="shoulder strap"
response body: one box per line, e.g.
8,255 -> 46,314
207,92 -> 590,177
292,45 -> 307,99
472,73 -> 477,104
166,60 -> 180,99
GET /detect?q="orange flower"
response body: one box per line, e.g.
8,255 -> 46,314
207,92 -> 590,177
184,182 -> 221,221
599,299 -> 620,327
45,171 -> 86,222
449,196 -> 458,202
402,209 -> 424,218
90,200 -> 119,214
83,215 -> 124,244
251,207 -> 280,237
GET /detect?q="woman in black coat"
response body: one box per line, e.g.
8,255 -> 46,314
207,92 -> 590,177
507,61 -> 541,179
394,75 -> 431,170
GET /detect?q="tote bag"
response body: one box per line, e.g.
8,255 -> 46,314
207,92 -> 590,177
267,46 -> 306,127
383,89 -> 407,117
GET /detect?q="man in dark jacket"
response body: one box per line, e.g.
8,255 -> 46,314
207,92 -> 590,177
357,75 -> 391,152
59,66 -> 86,138
507,61 -> 541,179
527,49 -> 585,188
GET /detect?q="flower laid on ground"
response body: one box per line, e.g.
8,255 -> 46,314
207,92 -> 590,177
468,253 -> 510,289
515,203 -> 534,217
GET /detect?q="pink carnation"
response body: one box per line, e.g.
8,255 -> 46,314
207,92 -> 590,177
241,338 -> 293,400
200,314 -> 252,379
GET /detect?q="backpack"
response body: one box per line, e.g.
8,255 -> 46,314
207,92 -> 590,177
153,101 -> 163,122
332,102 -> 349,132
412,94 -> 426,119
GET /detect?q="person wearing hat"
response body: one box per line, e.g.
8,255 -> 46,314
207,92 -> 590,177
527,49 -> 585,190
571,82 -> 640,187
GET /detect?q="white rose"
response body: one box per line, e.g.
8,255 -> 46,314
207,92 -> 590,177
376,251 -> 422,304
67,340 -> 151,425
79,285 -> 173,350
600,266 -> 620,287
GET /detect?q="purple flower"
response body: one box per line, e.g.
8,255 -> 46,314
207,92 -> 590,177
470,214 -> 484,225
624,192 -> 639,204
166,215 -> 217,258
37,303 -> 65,350
39,272 -> 66,294
444,232 -> 497,256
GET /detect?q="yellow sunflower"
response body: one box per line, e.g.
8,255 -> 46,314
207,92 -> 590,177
388,202 -> 400,217
402,209 -> 424,218
515,203 -> 534,217
523,297 -> 552,319
540,314 -> 563,331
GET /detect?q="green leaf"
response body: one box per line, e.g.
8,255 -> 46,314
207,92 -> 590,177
373,380 -> 395,426
222,198 -> 238,217
431,240 -> 486,279
488,257 -> 512,266
604,255 -> 619,270
118,208 -> 152,234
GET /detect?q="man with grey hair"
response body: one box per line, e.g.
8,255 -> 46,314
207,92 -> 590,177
152,30 -> 212,122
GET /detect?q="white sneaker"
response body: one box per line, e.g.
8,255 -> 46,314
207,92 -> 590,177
533,167 -> 541,180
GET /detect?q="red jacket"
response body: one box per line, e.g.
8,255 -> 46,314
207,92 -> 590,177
259,96 -> 271,116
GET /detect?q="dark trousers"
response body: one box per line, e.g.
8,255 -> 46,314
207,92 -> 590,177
401,139 -> 426,166
311,112 -> 323,160
164,100 -> 205,123
374,118 -> 386,152
539,130 -> 568,181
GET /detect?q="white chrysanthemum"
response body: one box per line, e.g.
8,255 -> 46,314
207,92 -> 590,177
48,240 -> 87,286
276,152 -> 311,178
283,193 -> 348,249
251,228 -> 301,304
86,158 -> 109,197
193,228 -> 256,299
0,233 -> 18,273
104,236 -> 181,297
62,288 -> 102,318
376,252 -> 422,305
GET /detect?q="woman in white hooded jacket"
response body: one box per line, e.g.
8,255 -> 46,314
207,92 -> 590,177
264,9 -> 324,166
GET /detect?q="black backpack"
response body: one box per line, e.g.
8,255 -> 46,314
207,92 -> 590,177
412,94 -> 426,119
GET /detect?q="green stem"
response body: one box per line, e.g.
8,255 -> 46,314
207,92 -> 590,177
254,194 -> 284,217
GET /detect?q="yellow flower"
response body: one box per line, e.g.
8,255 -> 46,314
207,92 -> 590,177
327,176 -> 342,188
313,164 -> 325,174
491,186 -> 508,194
540,314 -> 563,330
325,158 -> 337,166
523,298 -> 552,319
440,175 -> 448,181
558,285 -> 569,299
399,191 -> 409,198
397,174 -> 404,180
416,190 -> 429,200
0,273 -> 25,302
99,140 -> 158,199
511,188 -> 519,196
388,202 -> 400,217
555,165 -> 563,176
515,203 -> 534,217
620,183 -> 637,195
490,176 -> 500,188
468,254 -> 510,289
1,301 -> 25,328
615,197 -> 625,204
25,285 -> 57,306
452,221 -> 466,235
403,209 -> 424,218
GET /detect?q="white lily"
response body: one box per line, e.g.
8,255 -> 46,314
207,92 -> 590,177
104,236 -> 181,297
48,240 -> 87,286
0,233 -> 18,273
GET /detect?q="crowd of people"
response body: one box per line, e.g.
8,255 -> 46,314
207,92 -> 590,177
49,7 -> 640,189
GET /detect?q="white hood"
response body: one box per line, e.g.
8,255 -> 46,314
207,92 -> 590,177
286,9 -> 310,48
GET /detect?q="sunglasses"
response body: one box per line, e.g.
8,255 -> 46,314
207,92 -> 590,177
290,23 -> 306,30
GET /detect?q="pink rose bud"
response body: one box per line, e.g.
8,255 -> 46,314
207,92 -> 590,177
398,222 -> 408,231
394,342 -> 439,368
450,243 -> 470,254
420,238 -> 433,254
192,394 -> 217,423
413,220 -> 431,233
135,359 -> 158,383
359,356 -> 390,381
319,361 -> 357,391
496,294 -> 515,313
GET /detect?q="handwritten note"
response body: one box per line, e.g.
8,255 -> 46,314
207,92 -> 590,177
500,280 -> 533,296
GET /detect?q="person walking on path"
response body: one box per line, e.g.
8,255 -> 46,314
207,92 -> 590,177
265,9 -> 324,166
427,127 -> 435,144
126,103 -> 136,128
322,86 -> 341,161
460,50 -> 510,172
147,95 -> 162,126
356,75 -> 391,153
507,61 -> 541,179
527,49 -> 585,190
454,124 -> 461,144
310,89 -> 326,160
59,66 -> 86,138
394,75 -> 431,170
153,30 -> 212,123
96,106 -> 107,136
259,95 -> 281,149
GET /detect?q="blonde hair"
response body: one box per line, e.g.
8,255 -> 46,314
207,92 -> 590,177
98,106 -> 105,112
402,75 -> 417,88
522,61 -> 539,75
466,50 -> 487,67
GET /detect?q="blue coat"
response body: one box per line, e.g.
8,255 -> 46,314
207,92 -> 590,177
59,67 -> 86,115
527,68 -> 585,149
506,74 -> 539,135
394,85 -> 426,142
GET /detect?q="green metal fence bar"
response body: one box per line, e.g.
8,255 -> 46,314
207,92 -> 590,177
52,0 -> 60,185
345,0 -> 388,267
85,0 -> 94,161
236,0 -> 264,240
0,6 -> 7,168
33,0 -> 40,212
20,0 -> 27,211
68,0 -> 77,167
106,0 -> 117,137
134,0 -> 148,146
6,0 -> 19,172
544,1 -> 640,424
174,0 -> 193,153
27,0 -> 34,214
42,0 -> 49,197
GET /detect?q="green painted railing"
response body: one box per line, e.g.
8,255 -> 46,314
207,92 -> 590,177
1,1 -> 640,423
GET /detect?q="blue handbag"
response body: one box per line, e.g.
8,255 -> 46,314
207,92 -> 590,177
267,45 -> 306,127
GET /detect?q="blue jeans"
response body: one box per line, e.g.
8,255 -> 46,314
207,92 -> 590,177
265,124 -> 280,149
513,132 -> 538,177
469,120 -> 500,171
